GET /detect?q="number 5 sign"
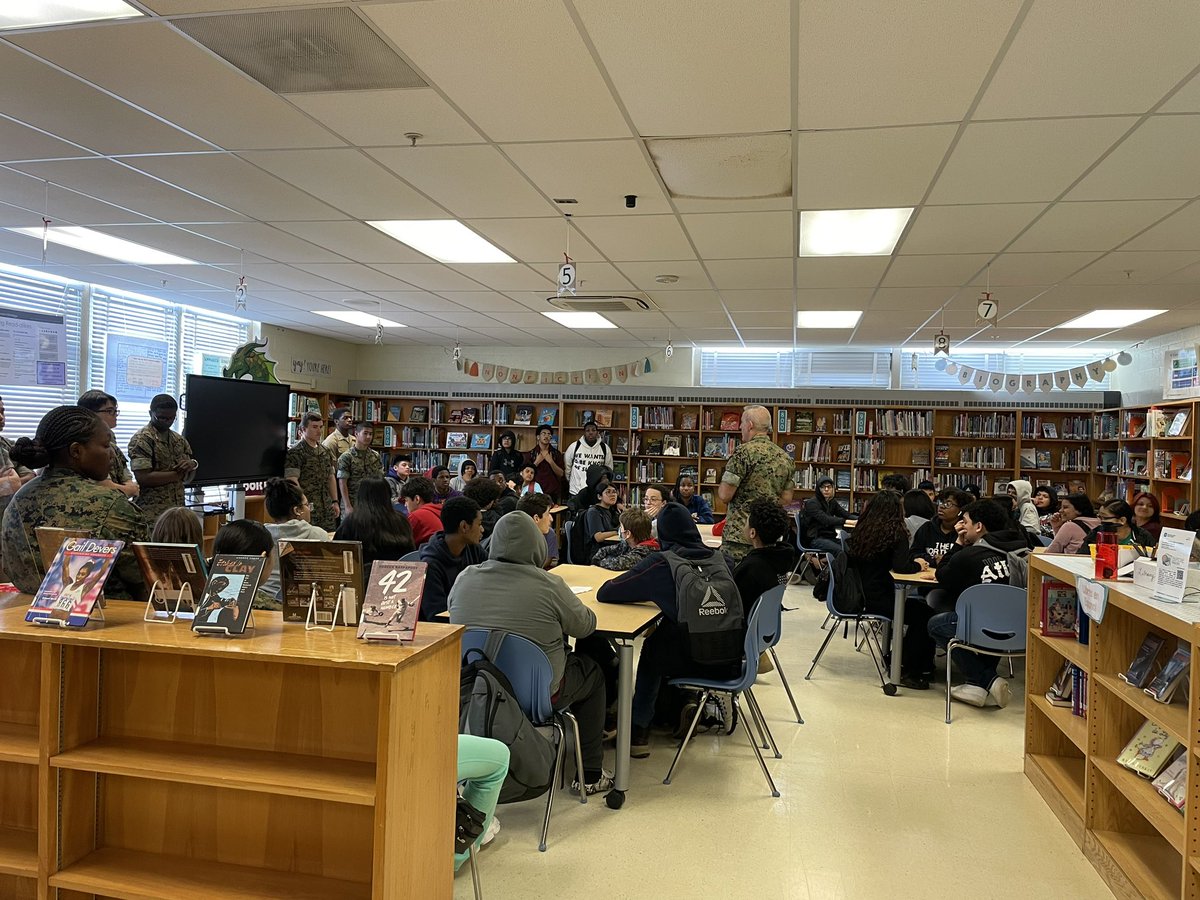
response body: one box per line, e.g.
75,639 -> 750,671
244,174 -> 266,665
558,262 -> 577,295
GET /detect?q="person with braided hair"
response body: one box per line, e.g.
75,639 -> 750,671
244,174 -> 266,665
0,406 -> 149,599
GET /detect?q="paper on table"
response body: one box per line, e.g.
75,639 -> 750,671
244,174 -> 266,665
570,586 -> 591,594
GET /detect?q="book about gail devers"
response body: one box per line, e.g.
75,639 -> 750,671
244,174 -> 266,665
26,538 -> 123,627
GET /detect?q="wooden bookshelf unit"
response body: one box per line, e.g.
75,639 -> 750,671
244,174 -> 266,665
1025,553 -> 1200,900
0,596 -> 461,900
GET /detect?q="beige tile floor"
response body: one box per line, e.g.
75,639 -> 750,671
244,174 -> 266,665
456,584 -> 1109,899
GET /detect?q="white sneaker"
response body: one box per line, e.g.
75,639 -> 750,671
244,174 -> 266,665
481,815 -> 500,846
950,684 -> 988,707
988,676 -> 1011,709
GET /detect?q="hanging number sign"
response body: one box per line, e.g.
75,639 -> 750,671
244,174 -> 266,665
557,262 -> 577,295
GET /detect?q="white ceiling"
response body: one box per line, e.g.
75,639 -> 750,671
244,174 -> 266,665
1,0 -> 1199,351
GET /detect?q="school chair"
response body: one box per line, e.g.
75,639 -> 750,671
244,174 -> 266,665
399,549 -> 423,562
805,553 -> 895,695
944,584 -> 1027,724
752,584 -> 803,724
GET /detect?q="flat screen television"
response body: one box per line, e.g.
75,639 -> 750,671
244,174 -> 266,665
182,375 -> 291,487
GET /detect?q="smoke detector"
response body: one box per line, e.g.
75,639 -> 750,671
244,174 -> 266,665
654,274 -> 680,284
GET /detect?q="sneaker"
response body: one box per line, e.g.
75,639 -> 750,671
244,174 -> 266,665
672,700 -> 699,739
950,684 -> 989,707
630,725 -> 651,758
480,815 -> 500,847
899,672 -> 930,690
700,693 -> 737,735
758,651 -> 774,674
571,769 -> 614,795
988,676 -> 1011,709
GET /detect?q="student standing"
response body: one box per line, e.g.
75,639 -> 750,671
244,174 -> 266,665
527,424 -> 565,501
718,405 -> 794,561
419,496 -> 486,620
563,421 -> 613,502
322,408 -> 355,461
76,391 -> 139,500
489,430 -> 524,481
285,412 -> 339,532
127,393 -> 198,521
336,423 -> 383,515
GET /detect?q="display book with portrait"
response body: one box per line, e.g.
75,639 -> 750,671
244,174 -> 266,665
358,561 -> 427,643
191,554 -> 266,636
133,542 -> 208,620
1038,580 -> 1077,637
1116,718 -> 1182,779
26,537 -> 122,627
278,540 -> 363,628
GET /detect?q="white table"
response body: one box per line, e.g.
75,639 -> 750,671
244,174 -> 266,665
888,569 -> 938,688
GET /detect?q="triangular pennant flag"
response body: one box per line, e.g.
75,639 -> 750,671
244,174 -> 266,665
1054,370 -> 1071,390
973,369 -> 989,389
958,366 -> 974,385
616,364 -> 627,383
1021,375 -> 1037,394
1086,360 -> 1107,382
468,360 -> 480,377
1006,375 -> 1021,393
585,368 -> 598,384
570,371 -> 583,385
1069,366 -> 1088,387
482,363 -> 495,381
1038,373 -> 1054,392
495,365 -> 509,382
598,367 -> 612,385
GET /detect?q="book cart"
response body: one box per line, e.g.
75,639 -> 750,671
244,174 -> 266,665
1025,553 -> 1200,900
0,594 -> 461,900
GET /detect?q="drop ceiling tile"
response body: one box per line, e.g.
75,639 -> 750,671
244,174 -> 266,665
374,292 -> 471,314
531,261 -> 635,292
1121,201 -> 1200,252
292,264 -> 420,292
1067,251 -> 1200,285
901,203 -> 1046,255
967,253 -> 1104,285
795,257 -> 889,289
1153,262 -> 1200,285
238,264 -> 351,293
732,311 -> 792,328
188,224 -> 345,264
464,218 -> 605,264
706,258 -> 793,290
870,287 -> 957,310
447,264 -> 553,292
795,125 -> 956,208
797,0 -> 1022,128
681,212 -> 794,260
143,0 -> 328,10
574,215 -> 695,262
238,149 -> 446,219
574,0 -> 790,136
12,22 -> 343,152
0,189 -> 152,228
501,141 -> 671,216
739,327 -> 797,342
667,310 -> 733,328
0,44 -> 207,156
438,293 -> 529,314
672,196 -> 793,214
796,287 -> 876,310
0,116 -> 91,163
365,0 -> 630,141
882,254 -> 990,287
129,154 -> 347,222
644,290 -> 727,311
1068,115 -> 1200,201
368,145 -> 554,218
976,3 -> 1200,118
613,260 -> 710,291
1032,283 -> 1199,308
686,327 -> 740,342
369,264 -> 489,292
285,88 -> 484,146
927,118 -> 1136,204
720,290 -> 795,311
1007,200 -> 1184,252
269,221 -> 428,263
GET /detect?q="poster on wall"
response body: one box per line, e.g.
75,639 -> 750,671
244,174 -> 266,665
104,335 -> 168,402
1163,346 -> 1199,400
0,306 -> 67,387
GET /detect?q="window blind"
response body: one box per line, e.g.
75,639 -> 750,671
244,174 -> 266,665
900,351 -> 1113,391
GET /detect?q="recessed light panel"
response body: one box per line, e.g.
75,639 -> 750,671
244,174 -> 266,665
798,208 -> 913,256
9,226 -> 196,265
0,1 -> 142,30
542,311 -> 617,329
1055,309 -> 1166,329
796,310 -> 862,329
314,310 -> 406,328
366,220 -> 514,264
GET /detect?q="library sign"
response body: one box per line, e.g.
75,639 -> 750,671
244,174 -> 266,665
934,351 -> 1131,392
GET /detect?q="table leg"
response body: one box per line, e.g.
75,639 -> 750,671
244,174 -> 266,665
890,583 -> 905,685
605,639 -> 634,809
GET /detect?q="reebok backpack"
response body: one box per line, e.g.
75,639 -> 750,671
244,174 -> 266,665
459,634 -> 556,804
662,550 -> 745,666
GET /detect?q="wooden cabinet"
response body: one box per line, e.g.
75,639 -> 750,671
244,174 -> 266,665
0,597 -> 461,899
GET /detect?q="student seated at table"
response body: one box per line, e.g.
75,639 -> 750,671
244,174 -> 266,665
151,506 -> 204,546
515,491 -> 559,568
1032,485 -> 1059,537
517,464 -> 543,496
670,473 -> 713,524
430,465 -> 462,504
927,499 -> 1027,709
591,507 -> 659,571
211,518 -> 280,610
580,480 -> 621,562
732,498 -> 797,615
419,497 -> 485,621
450,459 -> 477,494
843,490 -> 933,690
335,476 -> 414,573
401,476 -> 443,548
597,502 -> 737,758
463,475 -> 504,540
909,488 -> 971,568
261,476 -> 330,601
449,511 -> 612,794
1045,493 -> 1100,554
1075,499 -> 1153,554
0,405 -> 149,599
488,470 -> 519,515
1006,479 -> 1041,534
1131,492 -> 1162,544
880,473 -> 910,493
902,489 -> 935,542
917,480 -> 937,504
640,484 -> 667,539
802,476 -> 848,553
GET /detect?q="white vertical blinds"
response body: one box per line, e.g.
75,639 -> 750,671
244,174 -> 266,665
700,349 -> 892,388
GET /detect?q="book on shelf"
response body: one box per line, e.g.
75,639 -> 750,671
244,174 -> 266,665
538,407 -> 558,426
612,459 -> 628,482
1071,666 -> 1089,717
680,412 -> 697,430
662,434 -> 681,456
358,561 -> 426,642
1045,661 -> 1075,708
594,408 -> 614,428
1147,408 -> 1167,438
1118,632 -> 1165,689
783,441 -> 797,459
192,554 -> 266,635
1019,448 -> 1036,469
279,539 -> 363,627
577,409 -> 594,426
26,537 -> 122,626
496,403 -> 511,425
1116,719 -> 1182,779
645,437 -> 664,455
911,449 -> 930,466
704,467 -> 717,483
719,411 -> 741,431
934,444 -> 950,466
796,411 -> 814,432
614,435 -> 630,455
1125,413 -> 1146,438
1144,646 -> 1190,703
514,405 -> 533,425
1150,750 -> 1187,811
460,407 -> 479,425
132,541 -> 208,619
449,408 -> 464,424
1041,423 -> 1058,439
1035,449 -> 1051,469
446,432 -> 469,450
835,469 -> 851,490
836,442 -> 851,463
1167,409 -> 1190,437
1098,450 -> 1117,473
470,433 -> 492,450
1039,580 -> 1076,637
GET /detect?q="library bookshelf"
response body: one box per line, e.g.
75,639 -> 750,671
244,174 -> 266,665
0,594 -> 461,900
1025,553 -> 1200,900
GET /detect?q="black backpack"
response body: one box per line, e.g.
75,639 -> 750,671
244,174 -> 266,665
567,515 -> 589,565
662,550 -> 744,666
459,634 -> 557,804
814,551 -> 866,615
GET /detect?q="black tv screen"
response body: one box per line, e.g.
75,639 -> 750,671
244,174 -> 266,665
182,375 -> 291,487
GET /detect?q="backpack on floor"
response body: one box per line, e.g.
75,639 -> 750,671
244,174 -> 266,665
662,550 -> 744,666
459,633 -> 556,804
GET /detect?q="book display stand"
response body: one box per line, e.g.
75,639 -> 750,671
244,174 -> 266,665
142,581 -> 193,624
30,597 -> 106,629
193,608 -> 255,637
305,582 -> 346,633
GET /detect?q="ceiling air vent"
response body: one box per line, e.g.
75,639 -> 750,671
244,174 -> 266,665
546,294 -> 658,313
175,7 -> 427,94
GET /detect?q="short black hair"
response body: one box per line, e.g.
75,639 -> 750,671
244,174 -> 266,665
517,492 -> 553,518
430,465 -> 450,479
463,475 -> 502,508
936,488 -> 973,510
917,480 -> 935,492
880,473 -> 910,493
401,476 -> 434,503
334,408 -> 351,420
903,489 -> 936,520
441,496 -> 481,534
1063,493 -> 1095,518
747,498 -> 789,544
150,393 -> 177,411
536,423 -> 553,436
212,519 -> 273,556
77,390 -> 117,412
961,499 -> 1006,534
265,476 -> 305,520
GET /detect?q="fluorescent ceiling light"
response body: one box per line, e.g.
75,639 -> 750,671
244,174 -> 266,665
541,311 -> 617,329
313,310 -> 406,328
9,226 -> 196,265
796,310 -> 862,329
1054,309 -> 1165,329
366,220 -> 514,263
798,208 -> 913,257
0,1 -> 142,30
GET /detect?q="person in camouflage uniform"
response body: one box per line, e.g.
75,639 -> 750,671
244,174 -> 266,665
1,406 -> 149,599
0,394 -> 35,525
718,405 -> 795,562
286,411 -> 339,531
77,390 -> 139,501
128,394 -> 197,522
336,423 -> 383,514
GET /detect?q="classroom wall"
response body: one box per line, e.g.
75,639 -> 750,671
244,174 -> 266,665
353,344 -> 698,387
257,324 -> 358,393
1113,325 -> 1200,405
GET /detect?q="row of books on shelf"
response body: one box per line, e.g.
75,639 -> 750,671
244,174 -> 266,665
574,408 -> 617,427
633,405 -> 685,430
699,409 -> 749,432
629,433 -> 697,456
1045,661 -> 1088,717
781,437 -> 841,463
777,409 -> 847,435
1018,448 -> 1090,472
852,439 -> 887,465
870,409 -> 934,437
853,468 -> 931,492
288,392 -> 323,417
1020,416 -> 1092,440
1146,407 -> 1191,438
948,412 -> 1017,438
933,445 -> 1008,469
1152,449 -> 1192,480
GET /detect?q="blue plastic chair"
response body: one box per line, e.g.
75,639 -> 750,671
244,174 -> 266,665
1036,534 -> 1053,547
752,585 -> 803,724
791,510 -> 824,583
460,629 -> 585,852
399,550 -> 423,562
945,584 -> 1027,723
804,553 -> 897,695
662,600 -> 782,798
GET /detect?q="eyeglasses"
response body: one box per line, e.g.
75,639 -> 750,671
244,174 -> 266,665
937,501 -> 958,508
1098,515 -> 1118,523
98,407 -> 119,415
644,496 -> 663,505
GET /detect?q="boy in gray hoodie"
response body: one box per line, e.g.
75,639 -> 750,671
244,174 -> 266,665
449,512 -> 612,793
